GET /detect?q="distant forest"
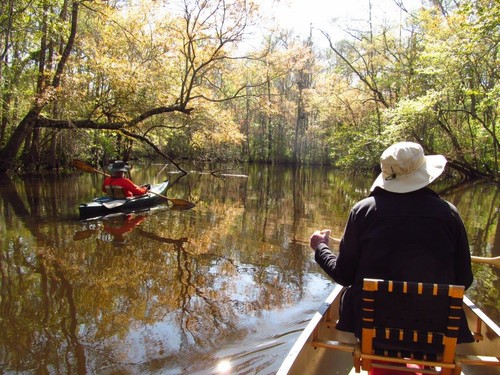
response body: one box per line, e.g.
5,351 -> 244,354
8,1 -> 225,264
0,0 -> 498,180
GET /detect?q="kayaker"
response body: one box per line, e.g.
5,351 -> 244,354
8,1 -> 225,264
102,160 -> 149,197
309,141 -> 474,343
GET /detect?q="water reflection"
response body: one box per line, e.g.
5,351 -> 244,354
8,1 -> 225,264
0,166 -> 498,374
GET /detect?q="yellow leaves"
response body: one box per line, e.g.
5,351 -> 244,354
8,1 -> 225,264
78,1 -> 183,113
192,124 -> 244,150
188,104 -> 245,159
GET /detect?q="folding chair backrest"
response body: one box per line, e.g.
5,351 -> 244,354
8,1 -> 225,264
361,278 -> 465,373
104,185 -> 127,199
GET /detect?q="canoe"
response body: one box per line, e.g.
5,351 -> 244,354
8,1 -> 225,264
78,181 -> 169,219
278,284 -> 500,375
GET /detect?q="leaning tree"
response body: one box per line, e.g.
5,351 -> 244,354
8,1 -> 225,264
0,0 -> 260,173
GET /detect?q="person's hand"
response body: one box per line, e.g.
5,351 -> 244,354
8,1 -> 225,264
309,229 -> 331,250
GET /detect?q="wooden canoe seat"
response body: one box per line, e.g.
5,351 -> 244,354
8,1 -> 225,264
309,281 -> 499,375
104,185 -> 127,199
360,278 -> 465,375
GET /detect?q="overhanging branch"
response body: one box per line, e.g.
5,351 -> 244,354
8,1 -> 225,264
119,128 -> 187,175
36,117 -> 125,129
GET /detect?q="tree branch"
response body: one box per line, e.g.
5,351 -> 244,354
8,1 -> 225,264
321,30 -> 390,108
119,128 -> 188,175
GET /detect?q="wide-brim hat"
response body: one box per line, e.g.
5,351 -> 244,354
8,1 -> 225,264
370,142 -> 447,193
108,160 -> 130,173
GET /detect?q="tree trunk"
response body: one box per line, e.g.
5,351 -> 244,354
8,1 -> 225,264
0,0 -> 79,174
0,109 -> 41,172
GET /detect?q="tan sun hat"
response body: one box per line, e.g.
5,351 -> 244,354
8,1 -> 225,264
370,142 -> 447,193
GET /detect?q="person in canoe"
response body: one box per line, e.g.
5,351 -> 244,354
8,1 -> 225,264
309,141 -> 474,344
102,160 -> 149,198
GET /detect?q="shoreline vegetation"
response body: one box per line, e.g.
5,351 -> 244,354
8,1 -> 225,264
0,1 -> 498,182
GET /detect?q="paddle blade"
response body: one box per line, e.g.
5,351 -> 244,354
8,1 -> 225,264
71,159 -> 108,176
72,159 -> 97,173
73,229 -> 97,241
169,198 -> 195,209
148,190 -> 195,209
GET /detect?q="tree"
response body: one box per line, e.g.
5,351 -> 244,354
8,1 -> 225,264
384,0 -> 499,179
0,0 -> 79,173
317,0 -> 499,178
0,0 -> 258,173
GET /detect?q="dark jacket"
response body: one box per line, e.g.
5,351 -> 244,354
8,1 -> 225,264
315,187 -> 474,342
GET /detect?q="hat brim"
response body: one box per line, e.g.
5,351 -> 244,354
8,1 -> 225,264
108,163 -> 130,173
370,154 -> 447,193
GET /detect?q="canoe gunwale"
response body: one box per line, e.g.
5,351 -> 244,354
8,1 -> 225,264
277,284 -> 345,374
464,296 -> 500,339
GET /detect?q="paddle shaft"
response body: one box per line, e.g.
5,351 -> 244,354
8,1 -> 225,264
305,235 -> 499,268
470,255 -> 500,268
148,190 -> 194,207
71,159 -> 194,208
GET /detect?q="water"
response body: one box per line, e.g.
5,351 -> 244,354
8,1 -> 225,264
0,165 -> 498,374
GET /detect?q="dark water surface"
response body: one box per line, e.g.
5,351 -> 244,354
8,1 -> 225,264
0,164 -> 498,374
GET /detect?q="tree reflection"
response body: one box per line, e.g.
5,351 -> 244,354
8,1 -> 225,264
0,167 -> 498,373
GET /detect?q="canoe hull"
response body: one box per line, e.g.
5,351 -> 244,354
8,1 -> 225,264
278,284 -> 500,375
78,181 -> 169,219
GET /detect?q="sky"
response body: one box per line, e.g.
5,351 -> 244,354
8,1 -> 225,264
254,0 -> 423,43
